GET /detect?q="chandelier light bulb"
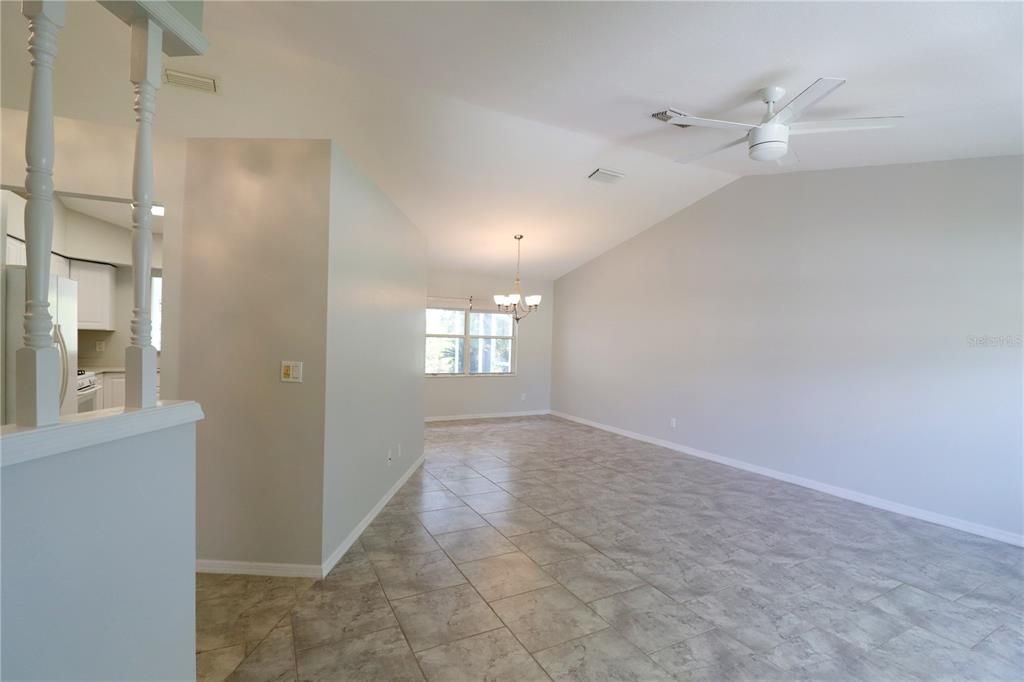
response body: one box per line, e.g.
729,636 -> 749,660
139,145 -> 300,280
493,235 -> 540,323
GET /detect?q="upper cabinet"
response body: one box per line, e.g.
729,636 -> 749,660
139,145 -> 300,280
6,238 -> 69,278
6,236 -> 27,266
50,252 -> 70,279
70,260 -> 116,331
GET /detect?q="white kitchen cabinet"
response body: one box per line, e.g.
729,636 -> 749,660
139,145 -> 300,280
50,252 -> 70,278
94,374 -> 105,411
70,260 -> 116,330
5,238 -> 70,278
103,372 -> 126,409
5,236 -> 26,266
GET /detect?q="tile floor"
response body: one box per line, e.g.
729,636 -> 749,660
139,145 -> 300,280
197,415 -> 1023,681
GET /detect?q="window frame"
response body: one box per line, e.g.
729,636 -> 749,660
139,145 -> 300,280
151,275 -> 162,353
425,307 -> 517,378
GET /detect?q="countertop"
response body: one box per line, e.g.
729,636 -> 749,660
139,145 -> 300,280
80,366 -> 126,374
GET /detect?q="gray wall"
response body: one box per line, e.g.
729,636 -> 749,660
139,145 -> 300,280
425,269 -> 553,419
2,424 -> 198,680
180,139 -> 331,566
321,145 -> 427,563
553,156 -> 1023,538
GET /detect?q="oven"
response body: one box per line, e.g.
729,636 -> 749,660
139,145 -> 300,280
77,371 -> 100,413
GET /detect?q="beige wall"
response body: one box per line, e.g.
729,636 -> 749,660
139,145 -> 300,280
1,109 -> 187,245
553,156 -> 1023,540
3,191 -> 164,268
175,138 -> 428,571
179,139 -> 331,566
61,209 -> 164,269
320,144 -> 426,563
425,269 -> 553,419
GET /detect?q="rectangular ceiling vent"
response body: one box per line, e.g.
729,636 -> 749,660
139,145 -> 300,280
163,69 -> 217,94
651,108 -> 684,123
588,168 -> 625,184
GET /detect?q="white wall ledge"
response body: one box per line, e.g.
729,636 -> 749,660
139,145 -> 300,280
1,400 -> 204,467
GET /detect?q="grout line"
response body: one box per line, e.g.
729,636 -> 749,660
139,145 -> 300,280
363,544 -> 433,682
447,553 -> 556,680
414,504 -> 556,680
197,578 -> 317,678
218,421 -> 1018,680
410,624 -> 508,654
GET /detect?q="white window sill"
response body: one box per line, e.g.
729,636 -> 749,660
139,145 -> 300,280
426,373 -> 517,379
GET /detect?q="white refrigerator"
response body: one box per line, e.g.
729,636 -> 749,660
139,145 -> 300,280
3,265 -> 78,425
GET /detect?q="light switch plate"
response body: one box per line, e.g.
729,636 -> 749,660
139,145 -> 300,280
281,361 -> 303,383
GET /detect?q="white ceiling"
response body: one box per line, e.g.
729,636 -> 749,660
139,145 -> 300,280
2,1 -> 1020,279
1,108 -> 186,239
59,195 -> 165,232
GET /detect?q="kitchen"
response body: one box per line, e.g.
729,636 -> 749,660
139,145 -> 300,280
1,188 -> 162,420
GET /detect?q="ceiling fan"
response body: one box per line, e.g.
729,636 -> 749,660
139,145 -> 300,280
654,78 -> 903,165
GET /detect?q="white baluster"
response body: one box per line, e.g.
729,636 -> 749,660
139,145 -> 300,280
125,17 -> 162,409
16,0 -> 64,427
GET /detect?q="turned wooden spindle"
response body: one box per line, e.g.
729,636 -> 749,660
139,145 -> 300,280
16,0 -> 64,426
125,18 -> 162,409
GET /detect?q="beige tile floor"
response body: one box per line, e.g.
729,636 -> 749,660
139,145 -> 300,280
197,415 -> 1023,681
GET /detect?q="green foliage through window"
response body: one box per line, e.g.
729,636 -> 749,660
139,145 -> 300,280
425,308 -> 514,375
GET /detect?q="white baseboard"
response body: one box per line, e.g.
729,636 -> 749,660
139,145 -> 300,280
197,453 -> 428,580
195,559 -> 322,579
550,410 -> 1023,548
425,410 -> 551,423
320,452 -> 427,577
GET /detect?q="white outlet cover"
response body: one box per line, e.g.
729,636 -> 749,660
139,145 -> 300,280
281,361 -> 303,383
96,341 -> 106,352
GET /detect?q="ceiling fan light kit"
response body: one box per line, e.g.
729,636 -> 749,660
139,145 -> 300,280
748,123 -> 790,161
659,77 -> 903,165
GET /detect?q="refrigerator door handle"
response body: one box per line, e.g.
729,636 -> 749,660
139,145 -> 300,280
54,323 -> 69,408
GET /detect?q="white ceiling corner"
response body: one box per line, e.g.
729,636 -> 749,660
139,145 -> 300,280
1,1 -> 1019,279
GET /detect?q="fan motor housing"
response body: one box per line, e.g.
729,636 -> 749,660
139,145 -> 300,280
749,123 -> 790,161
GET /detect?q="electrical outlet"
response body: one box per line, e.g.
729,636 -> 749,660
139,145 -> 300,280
521,393 -> 527,401
95,340 -> 105,352
670,417 -> 677,429
280,361 -> 303,383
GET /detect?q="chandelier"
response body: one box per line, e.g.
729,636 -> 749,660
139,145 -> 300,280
494,234 -> 542,323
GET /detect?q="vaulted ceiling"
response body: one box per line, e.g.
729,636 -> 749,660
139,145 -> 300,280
2,1 -> 1020,279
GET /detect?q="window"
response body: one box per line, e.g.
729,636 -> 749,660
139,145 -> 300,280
425,308 -> 514,376
151,276 -> 162,352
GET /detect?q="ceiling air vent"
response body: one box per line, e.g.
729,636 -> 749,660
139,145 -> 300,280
588,168 -> 625,184
163,69 -> 217,93
651,108 -> 684,123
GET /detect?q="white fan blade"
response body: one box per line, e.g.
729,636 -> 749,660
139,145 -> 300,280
789,116 -> 903,135
676,135 -> 747,164
667,115 -> 755,132
769,77 -> 846,125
